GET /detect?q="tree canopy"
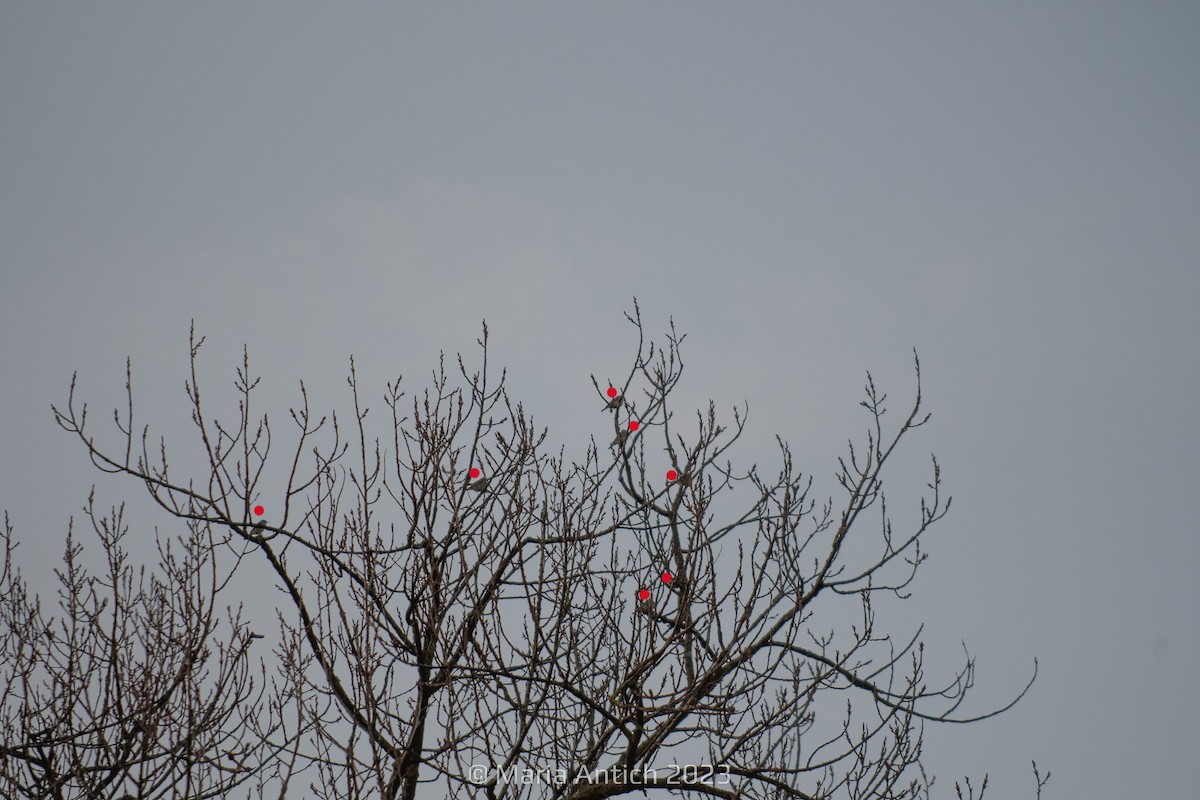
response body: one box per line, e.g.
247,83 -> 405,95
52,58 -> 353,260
1,305 -> 1043,799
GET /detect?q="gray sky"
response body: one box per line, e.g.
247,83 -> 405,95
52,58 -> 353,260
2,3 -> 1197,796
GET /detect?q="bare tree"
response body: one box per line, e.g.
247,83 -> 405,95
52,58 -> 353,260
0,498 -> 297,799
2,302 -> 1043,799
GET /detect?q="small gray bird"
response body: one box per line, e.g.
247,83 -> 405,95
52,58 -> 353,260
467,476 -> 490,492
607,394 -> 623,410
611,429 -> 629,448
249,519 -> 270,541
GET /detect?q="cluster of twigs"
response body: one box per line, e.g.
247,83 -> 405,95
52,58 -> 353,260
0,302 -> 1040,799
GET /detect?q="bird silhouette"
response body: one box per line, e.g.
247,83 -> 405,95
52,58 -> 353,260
607,394 -> 623,410
467,476 -> 490,492
249,519 -> 270,541
611,429 -> 630,448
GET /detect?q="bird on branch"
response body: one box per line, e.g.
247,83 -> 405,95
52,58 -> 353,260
248,519 -> 271,542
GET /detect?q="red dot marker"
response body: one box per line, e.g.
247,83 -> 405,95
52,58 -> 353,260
637,588 -> 650,601
661,571 -> 673,584
666,469 -> 678,482
629,420 -> 640,431
469,468 -> 481,479
253,505 -> 265,516
607,386 -> 618,398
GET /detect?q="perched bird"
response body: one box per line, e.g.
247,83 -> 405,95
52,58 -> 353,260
611,429 -> 630,448
676,470 -> 692,488
249,519 -> 270,541
247,631 -> 264,642
607,394 -> 623,410
467,476 -> 490,492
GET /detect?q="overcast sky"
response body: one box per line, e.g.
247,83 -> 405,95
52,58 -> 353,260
2,4 -> 1198,797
